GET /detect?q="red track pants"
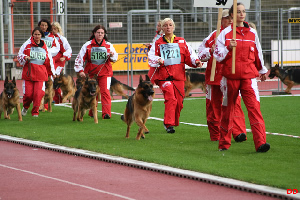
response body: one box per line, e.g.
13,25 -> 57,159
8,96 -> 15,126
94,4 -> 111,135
206,84 -> 246,141
23,80 -> 45,116
158,80 -> 185,128
219,78 -> 267,150
89,76 -> 111,119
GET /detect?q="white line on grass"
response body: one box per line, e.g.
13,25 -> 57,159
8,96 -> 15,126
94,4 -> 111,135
0,164 -> 136,200
57,94 -> 300,139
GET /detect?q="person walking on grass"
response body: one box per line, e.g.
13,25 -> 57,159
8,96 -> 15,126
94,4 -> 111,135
18,27 -> 56,117
198,9 -> 247,142
74,25 -> 118,119
148,18 -> 202,133
214,3 -> 270,152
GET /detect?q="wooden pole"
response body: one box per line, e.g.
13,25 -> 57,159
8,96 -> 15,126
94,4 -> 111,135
210,8 -> 223,81
232,0 -> 237,74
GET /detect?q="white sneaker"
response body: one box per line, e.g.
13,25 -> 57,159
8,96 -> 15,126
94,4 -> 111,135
32,115 -> 38,117
21,108 -> 28,116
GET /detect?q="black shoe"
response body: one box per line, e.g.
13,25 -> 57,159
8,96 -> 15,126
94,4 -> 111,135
257,143 -> 270,153
103,114 -> 110,119
219,148 -> 228,151
166,126 -> 175,133
235,133 -> 247,142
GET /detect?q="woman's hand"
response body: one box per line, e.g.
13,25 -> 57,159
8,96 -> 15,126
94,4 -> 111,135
229,39 -> 237,49
260,74 -> 266,82
210,44 -> 216,53
78,72 -> 86,78
196,60 -> 202,68
157,58 -> 164,65
25,56 -> 30,61
60,57 -> 66,62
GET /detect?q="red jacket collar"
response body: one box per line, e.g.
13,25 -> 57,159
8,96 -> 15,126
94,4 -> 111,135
230,21 -> 250,34
92,38 -> 106,46
30,36 -> 45,47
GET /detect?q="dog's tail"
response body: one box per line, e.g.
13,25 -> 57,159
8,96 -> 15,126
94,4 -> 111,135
120,83 -> 135,91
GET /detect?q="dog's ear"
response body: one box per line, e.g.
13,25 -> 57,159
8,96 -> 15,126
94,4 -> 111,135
12,77 -> 16,86
93,74 -> 98,80
139,75 -> 143,84
145,75 -> 150,81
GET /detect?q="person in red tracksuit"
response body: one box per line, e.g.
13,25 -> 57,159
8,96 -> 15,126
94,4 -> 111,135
148,18 -> 202,133
18,27 -> 56,117
198,9 -> 247,142
37,19 -> 60,110
74,25 -> 118,119
214,3 -> 270,152
51,21 -> 72,103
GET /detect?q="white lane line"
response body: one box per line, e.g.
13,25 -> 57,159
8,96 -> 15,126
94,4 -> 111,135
0,164 -> 136,200
56,96 -> 300,139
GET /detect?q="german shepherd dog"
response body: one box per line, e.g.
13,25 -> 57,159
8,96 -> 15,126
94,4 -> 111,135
269,64 -> 300,94
110,76 -> 135,99
53,71 -> 76,103
184,72 -> 206,97
121,75 -> 155,140
0,77 -> 22,121
72,74 -> 99,123
39,76 -> 54,112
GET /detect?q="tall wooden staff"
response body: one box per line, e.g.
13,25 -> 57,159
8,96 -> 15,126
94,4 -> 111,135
232,0 -> 237,74
210,8 -> 223,81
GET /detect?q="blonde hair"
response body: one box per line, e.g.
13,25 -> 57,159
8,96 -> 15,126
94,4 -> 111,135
161,18 -> 175,31
51,21 -> 63,36
158,20 -> 164,34
248,22 -> 257,30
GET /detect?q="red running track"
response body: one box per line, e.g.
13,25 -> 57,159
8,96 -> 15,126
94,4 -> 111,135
0,141 -> 276,200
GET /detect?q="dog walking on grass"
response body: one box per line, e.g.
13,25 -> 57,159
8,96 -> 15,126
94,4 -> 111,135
53,71 -> 76,103
39,76 -> 54,112
121,75 -> 155,140
72,74 -> 99,123
0,76 -> 22,121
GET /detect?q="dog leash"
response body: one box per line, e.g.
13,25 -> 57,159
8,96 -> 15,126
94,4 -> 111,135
161,64 -> 185,100
150,67 -> 158,81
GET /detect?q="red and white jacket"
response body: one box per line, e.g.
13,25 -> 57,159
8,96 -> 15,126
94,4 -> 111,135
74,39 -> 118,77
213,22 -> 267,79
18,36 -> 55,81
53,33 -> 72,62
148,35 -> 200,82
198,26 -> 226,85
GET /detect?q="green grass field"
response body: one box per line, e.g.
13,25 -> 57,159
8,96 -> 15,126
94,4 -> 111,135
1,95 -> 299,190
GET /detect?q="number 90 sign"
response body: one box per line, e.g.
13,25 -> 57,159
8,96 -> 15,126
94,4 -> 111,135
194,0 -> 250,9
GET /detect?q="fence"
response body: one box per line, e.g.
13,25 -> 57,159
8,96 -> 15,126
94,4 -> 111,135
1,3 -> 300,95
